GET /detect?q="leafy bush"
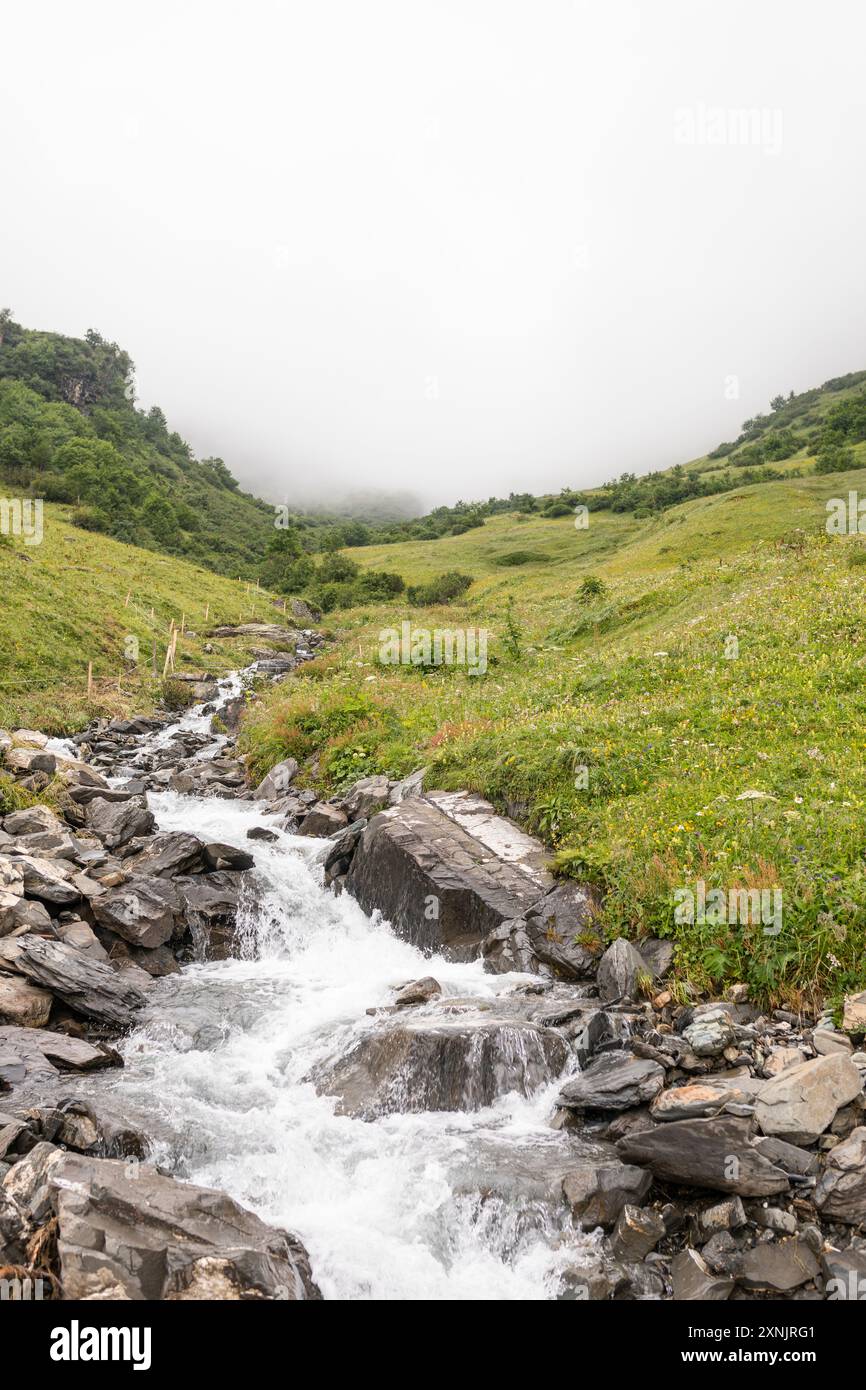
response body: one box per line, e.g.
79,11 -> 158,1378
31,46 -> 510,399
161,677 -> 196,711
407,571 -> 473,605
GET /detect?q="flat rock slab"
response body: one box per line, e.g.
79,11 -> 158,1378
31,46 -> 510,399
562,1161 -> 652,1228
345,791 -> 554,958
616,1116 -> 791,1196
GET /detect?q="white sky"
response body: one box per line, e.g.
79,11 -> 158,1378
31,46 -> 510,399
3,0 -> 865,510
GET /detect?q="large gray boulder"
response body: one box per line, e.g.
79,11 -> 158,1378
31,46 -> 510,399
312,1015 -> 569,1119
482,882 -> 599,979
92,876 -> 180,949
0,934 -> 147,1027
4,852 -> 80,905
84,795 -> 155,850
754,1054 -> 863,1144
345,791 -> 554,958
125,832 -> 207,877
616,1116 -> 791,1196
5,1151 -> 321,1300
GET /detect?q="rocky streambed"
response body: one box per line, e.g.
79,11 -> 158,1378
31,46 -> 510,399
2,634 -> 866,1301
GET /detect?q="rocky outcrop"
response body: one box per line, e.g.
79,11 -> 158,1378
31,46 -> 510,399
344,791 -> 554,958
0,935 -> 147,1027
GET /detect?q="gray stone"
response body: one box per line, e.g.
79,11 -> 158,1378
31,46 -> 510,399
683,1006 -> 736,1057
617,1116 -> 790,1196
671,1248 -> 734,1300
754,1053 -> 863,1144
312,1016 -> 569,1118
0,934 -> 146,1026
2,805 -> 65,836
126,831 -> 206,877
561,1162 -> 652,1228
345,792 -> 553,959
392,977 -> 442,1008
650,1077 -> 759,1122
40,1152 -> 321,1300
339,775 -> 391,821
596,938 -> 646,1003
84,795 -> 155,850
297,803 -> 349,837
0,975 -> 53,1027
814,1126 -> 866,1225
92,876 -> 180,949
8,853 -> 79,905
174,872 -> 245,959
558,1054 -> 665,1113
253,758 -> 299,801
610,1203 -> 665,1261
203,842 -> 254,871
735,1239 -> 819,1292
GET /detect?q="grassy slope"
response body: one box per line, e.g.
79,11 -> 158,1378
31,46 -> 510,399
241,464 -> 866,1007
0,502 -> 281,732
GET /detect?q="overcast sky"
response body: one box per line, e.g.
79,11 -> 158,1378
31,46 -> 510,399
3,0 -> 865,511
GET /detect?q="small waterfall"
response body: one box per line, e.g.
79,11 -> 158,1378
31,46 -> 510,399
80,672 -> 604,1301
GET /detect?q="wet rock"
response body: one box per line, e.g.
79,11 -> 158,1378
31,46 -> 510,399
313,1015 -> 569,1118
671,1248 -> 734,1300
103,939 -> 180,977
0,934 -> 146,1026
247,826 -> 278,843
298,803 -> 349,837
562,1162 -> 652,1228
321,819 -> 366,885
174,872 -> 245,959
617,1116 -> 790,1196
0,975 -> 53,1028
558,1054 -> 665,1113
252,757 -> 299,801
203,842 -> 254,871
596,938 -> 646,1003
84,795 -> 155,850
523,881 -> 599,977
92,876 -> 180,949
392,977 -> 442,1008
345,792 -> 553,959
610,1203 -> 665,1261
814,1126 -> 866,1224
34,1151 -> 321,1300
125,831 -> 207,877
754,1053 -> 863,1144
735,1239 -> 819,1292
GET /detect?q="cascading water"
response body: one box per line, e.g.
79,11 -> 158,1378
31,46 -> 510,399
82,673 -> 603,1300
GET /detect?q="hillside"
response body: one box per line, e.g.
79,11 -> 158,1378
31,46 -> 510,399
0,502 -> 283,731
241,464 -> 866,1007
0,311 -> 278,577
